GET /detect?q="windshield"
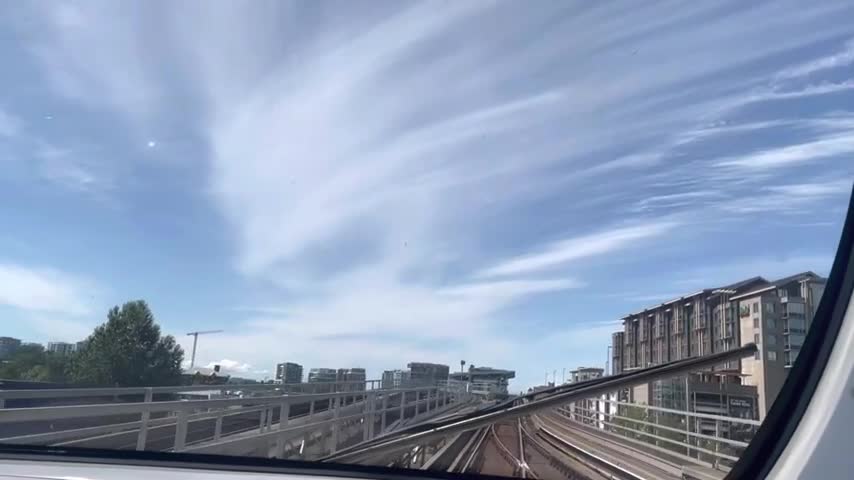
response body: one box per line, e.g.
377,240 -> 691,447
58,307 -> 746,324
1,2 -> 853,479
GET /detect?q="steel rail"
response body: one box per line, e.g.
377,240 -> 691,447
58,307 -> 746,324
459,427 -> 489,473
324,343 -> 757,462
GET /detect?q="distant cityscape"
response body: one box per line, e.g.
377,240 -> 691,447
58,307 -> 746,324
0,269 -> 825,414
267,361 -> 517,399
0,338 -> 87,359
0,337 -> 518,399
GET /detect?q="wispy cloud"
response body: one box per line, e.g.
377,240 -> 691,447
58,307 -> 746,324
27,3 -> 162,122
4,2 -> 854,387
27,316 -> 94,343
714,131 -> 854,170
0,262 -> 94,315
439,278 -> 584,299
478,222 -> 677,278
718,180 -> 851,215
0,108 -> 21,137
774,38 -> 854,80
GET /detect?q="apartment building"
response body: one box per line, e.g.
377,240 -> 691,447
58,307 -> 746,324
567,367 -> 604,425
382,369 -> 411,389
0,337 -> 22,359
337,368 -> 367,391
611,271 -> 825,421
611,332 -> 624,375
731,272 -> 825,418
47,342 -> 76,355
407,362 -> 450,387
275,362 -> 303,384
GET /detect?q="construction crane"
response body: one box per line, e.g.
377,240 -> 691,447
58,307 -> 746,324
186,330 -> 223,369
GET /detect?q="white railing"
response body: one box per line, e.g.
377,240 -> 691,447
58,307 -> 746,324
0,383 -> 468,458
0,379 -> 386,405
556,396 -> 760,470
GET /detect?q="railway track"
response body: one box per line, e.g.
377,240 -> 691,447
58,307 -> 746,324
421,412 -> 685,479
534,412 -> 683,480
435,417 -> 611,479
520,417 -> 607,480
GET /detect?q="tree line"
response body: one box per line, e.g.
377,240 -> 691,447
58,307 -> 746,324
0,300 -> 185,387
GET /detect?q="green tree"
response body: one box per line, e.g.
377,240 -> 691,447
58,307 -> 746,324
0,344 -> 69,382
71,300 -> 184,386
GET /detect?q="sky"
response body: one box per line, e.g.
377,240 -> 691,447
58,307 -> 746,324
1,1 -> 853,390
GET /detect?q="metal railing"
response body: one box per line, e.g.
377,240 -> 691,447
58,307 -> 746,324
326,344 -> 757,463
0,379 -> 385,405
0,382 -> 468,458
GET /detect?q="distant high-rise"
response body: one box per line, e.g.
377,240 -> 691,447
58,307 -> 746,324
275,362 -> 303,384
337,368 -> 366,391
47,342 -> 75,355
570,367 -> 603,383
449,366 -> 515,398
567,366 -> 604,425
730,272 -> 825,418
382,369 -> 410,389
0,337 -> 21,359
308,368 -> 337,383
407,362 -> 449,387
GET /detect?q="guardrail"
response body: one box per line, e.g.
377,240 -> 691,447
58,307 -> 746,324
186,388 -> 468,458
0,379 -> 386,404
557,396 -> 759,470
0,384 -> 467,457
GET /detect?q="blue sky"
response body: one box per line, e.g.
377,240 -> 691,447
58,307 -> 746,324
1,1 -> 853,390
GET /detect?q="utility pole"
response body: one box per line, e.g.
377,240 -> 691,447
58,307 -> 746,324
562,367 -> 566,384
186,330 -> 223,369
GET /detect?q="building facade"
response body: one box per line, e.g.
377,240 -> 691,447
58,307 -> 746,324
275,362 -> 303,384
610,272 -> 825,421
47,342 -> 75,355
731,272 -> 825,418
382,369 -> 410,389
407,362 -> 449,387
567,367 -> 604,425
449,366 -> 515,399
307,368 -> 337,392
570,367 -> 604,383
611,332 -> 624,375
0,337 -> 22,359
336,368 -> 366,391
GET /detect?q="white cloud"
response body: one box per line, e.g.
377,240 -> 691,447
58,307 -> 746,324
28,3 -> 162,122
0,263 -> 94,315
765,180 -> 852,197
27,316 -> 94,343
438,278 -> 583,299
674,254 -> 833,291
478,222 -> 677,278
0,108 -> 22,137
9,2 -> 854,384
774,38 -> 854,80
715,131 -> 854,170
755,81 -> 854,102
716,180 -> 851,215
205,359 -> 252,374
